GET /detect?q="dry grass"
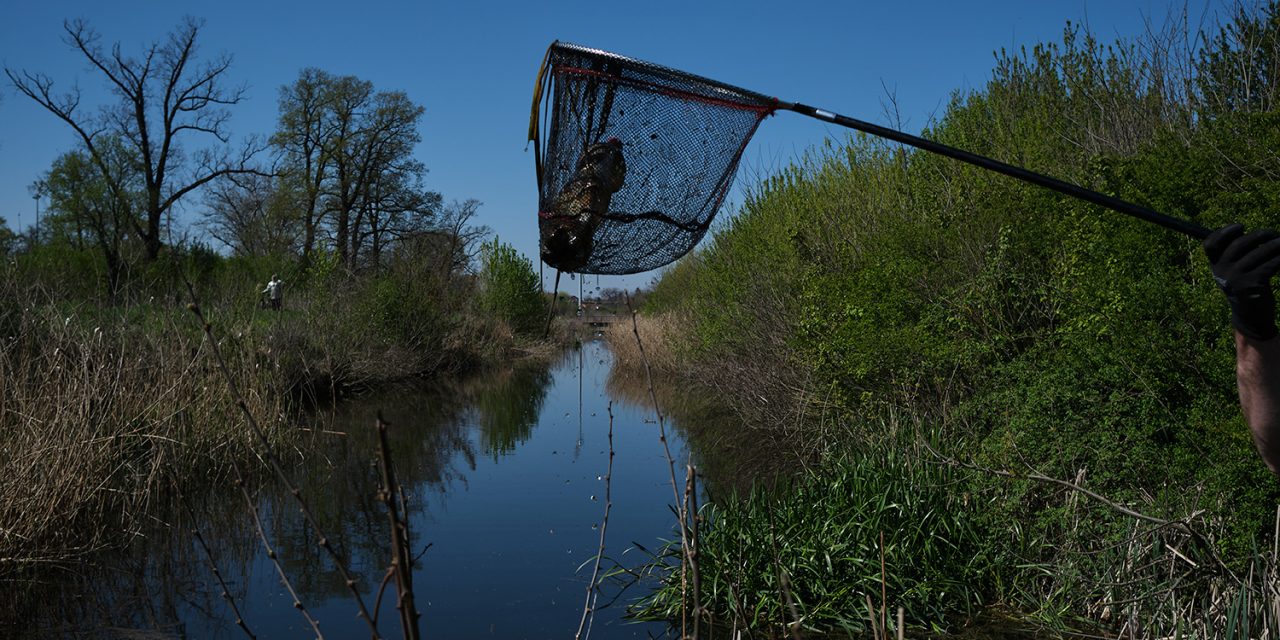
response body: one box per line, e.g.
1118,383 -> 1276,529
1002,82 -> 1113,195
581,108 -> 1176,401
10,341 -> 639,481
0,283 -> 289,573
0,274 -> 566,578
601,310 -> 686,374
603,305 -> 831,468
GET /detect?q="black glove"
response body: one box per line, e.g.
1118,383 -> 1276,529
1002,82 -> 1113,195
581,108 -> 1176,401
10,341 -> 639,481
1204,223 -> 1280,340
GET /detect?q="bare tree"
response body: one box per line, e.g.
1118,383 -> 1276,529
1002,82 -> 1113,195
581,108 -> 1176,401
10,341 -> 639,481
202,172 -> 301,257
1198,1 -> 1280,116
6,17 -> 266,261
433,198 -> 489,276
357,162 -> 441,271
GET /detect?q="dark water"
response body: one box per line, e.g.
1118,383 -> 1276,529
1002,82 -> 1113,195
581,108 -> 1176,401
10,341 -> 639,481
25,339 -> 689,639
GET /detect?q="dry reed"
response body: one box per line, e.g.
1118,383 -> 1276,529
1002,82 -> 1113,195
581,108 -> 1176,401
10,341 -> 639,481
601,310 -> 685,374
0,281 -> 287,575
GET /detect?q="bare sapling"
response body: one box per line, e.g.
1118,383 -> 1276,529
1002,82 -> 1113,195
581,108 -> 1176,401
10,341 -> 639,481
184,282 -> 383,638
375,412 -> 421,640
575,402 -> 616,640
177,482 -> 259,639
624,293 -> 693,635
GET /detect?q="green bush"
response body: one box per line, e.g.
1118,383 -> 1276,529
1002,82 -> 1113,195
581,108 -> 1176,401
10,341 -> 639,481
477,237 -> 543,334
642,4 -> 1280,633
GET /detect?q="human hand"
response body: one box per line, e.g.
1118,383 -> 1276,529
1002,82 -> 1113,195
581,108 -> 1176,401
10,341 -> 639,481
1204,223 -> 1280,340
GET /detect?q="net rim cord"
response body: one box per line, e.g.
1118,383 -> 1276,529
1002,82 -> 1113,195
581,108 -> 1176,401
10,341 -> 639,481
552,65 -> 778,115
549,41 -> 779,108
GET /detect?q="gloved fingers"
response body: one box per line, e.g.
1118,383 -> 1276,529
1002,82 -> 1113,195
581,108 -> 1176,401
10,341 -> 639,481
1204,223 -> 1245,262
1237,236 -> 1280,275
1249,254 -> 1280,286
1221,229 -> 1280,265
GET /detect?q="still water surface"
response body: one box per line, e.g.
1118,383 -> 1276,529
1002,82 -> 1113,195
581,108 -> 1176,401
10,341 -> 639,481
248,339 -> 685,638
38,339 -> 688,638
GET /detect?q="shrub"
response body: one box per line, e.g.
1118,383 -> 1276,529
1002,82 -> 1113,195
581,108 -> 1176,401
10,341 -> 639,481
477,238 -> 543,334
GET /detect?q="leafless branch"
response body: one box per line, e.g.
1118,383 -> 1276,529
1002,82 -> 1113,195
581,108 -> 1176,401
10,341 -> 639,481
185,284 -> 384,638
576,402 -> 616,640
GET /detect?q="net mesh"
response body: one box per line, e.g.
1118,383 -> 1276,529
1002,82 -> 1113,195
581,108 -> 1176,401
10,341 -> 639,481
532,42 -> 777,274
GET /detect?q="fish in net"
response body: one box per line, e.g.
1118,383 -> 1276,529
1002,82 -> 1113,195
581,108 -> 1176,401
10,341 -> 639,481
530,42 -> 778,275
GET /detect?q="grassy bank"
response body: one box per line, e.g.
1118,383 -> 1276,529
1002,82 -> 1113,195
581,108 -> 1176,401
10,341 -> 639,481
0,237 -> 562,581
619,4 -> 1280,637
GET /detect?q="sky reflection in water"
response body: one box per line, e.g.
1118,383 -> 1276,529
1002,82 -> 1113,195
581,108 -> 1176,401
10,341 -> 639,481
185,338 -> 684,639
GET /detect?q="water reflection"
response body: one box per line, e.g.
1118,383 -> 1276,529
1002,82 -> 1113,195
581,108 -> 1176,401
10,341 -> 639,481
13,340 -> 687,639
605,358 -> 791,497
474,364 -> 553,459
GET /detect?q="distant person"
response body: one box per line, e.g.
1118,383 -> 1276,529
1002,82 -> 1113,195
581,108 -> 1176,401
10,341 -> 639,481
263,274 -> 283,311
1204,224 -> 1280,477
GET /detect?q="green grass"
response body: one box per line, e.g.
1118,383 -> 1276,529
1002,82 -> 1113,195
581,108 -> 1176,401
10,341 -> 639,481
633,429 -> 988,636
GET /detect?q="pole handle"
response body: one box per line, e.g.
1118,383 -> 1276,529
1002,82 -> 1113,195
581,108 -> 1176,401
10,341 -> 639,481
783,102 -> 1210,240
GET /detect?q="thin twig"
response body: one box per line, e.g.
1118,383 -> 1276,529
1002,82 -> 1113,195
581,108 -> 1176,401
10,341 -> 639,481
375,412 -> 421,640
177,485 -> 258,639
624,294 -> 691,632
371,566 -> 396,629
232,461 -> 324,639
184,283 -> 382,638
576,402 -> 616,640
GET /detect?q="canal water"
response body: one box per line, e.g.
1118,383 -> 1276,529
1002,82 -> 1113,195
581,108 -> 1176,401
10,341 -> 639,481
30,338 -> 691,639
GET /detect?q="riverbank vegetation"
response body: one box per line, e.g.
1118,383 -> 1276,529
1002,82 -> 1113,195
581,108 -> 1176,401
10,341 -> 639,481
0,18 -> 559,592
0,235 -> 555,579
620,3 -> 1280,637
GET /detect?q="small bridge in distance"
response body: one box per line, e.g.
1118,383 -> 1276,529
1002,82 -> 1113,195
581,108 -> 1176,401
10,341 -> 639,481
568,312 -> 626,327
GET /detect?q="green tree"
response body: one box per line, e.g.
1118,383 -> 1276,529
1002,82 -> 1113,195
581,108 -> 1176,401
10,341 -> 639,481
272,68 -> 335,260
0,220 -> 16,256
273,69 -> 437,271
42,139 -> 143,297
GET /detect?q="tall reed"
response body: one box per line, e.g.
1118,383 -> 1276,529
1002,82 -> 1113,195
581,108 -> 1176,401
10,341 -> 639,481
0,280 -> 288,575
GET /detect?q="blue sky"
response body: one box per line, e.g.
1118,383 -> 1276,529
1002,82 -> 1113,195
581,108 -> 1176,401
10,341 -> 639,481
0,1 -> 1227,292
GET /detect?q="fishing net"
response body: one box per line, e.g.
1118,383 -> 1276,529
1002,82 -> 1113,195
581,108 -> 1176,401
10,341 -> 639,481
530,42 -> 778,274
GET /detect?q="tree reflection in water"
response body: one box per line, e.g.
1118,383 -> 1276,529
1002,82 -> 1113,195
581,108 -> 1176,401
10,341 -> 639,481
8,356 -> 553,637
10,343 -> 690,639
474,364 -> 553,459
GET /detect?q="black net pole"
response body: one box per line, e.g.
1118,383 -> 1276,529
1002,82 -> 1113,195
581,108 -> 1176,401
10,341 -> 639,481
782,102 -> 1210,240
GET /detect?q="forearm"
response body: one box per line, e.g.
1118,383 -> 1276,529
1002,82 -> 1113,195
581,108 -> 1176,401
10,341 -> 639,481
1236,330 -> 1280,476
